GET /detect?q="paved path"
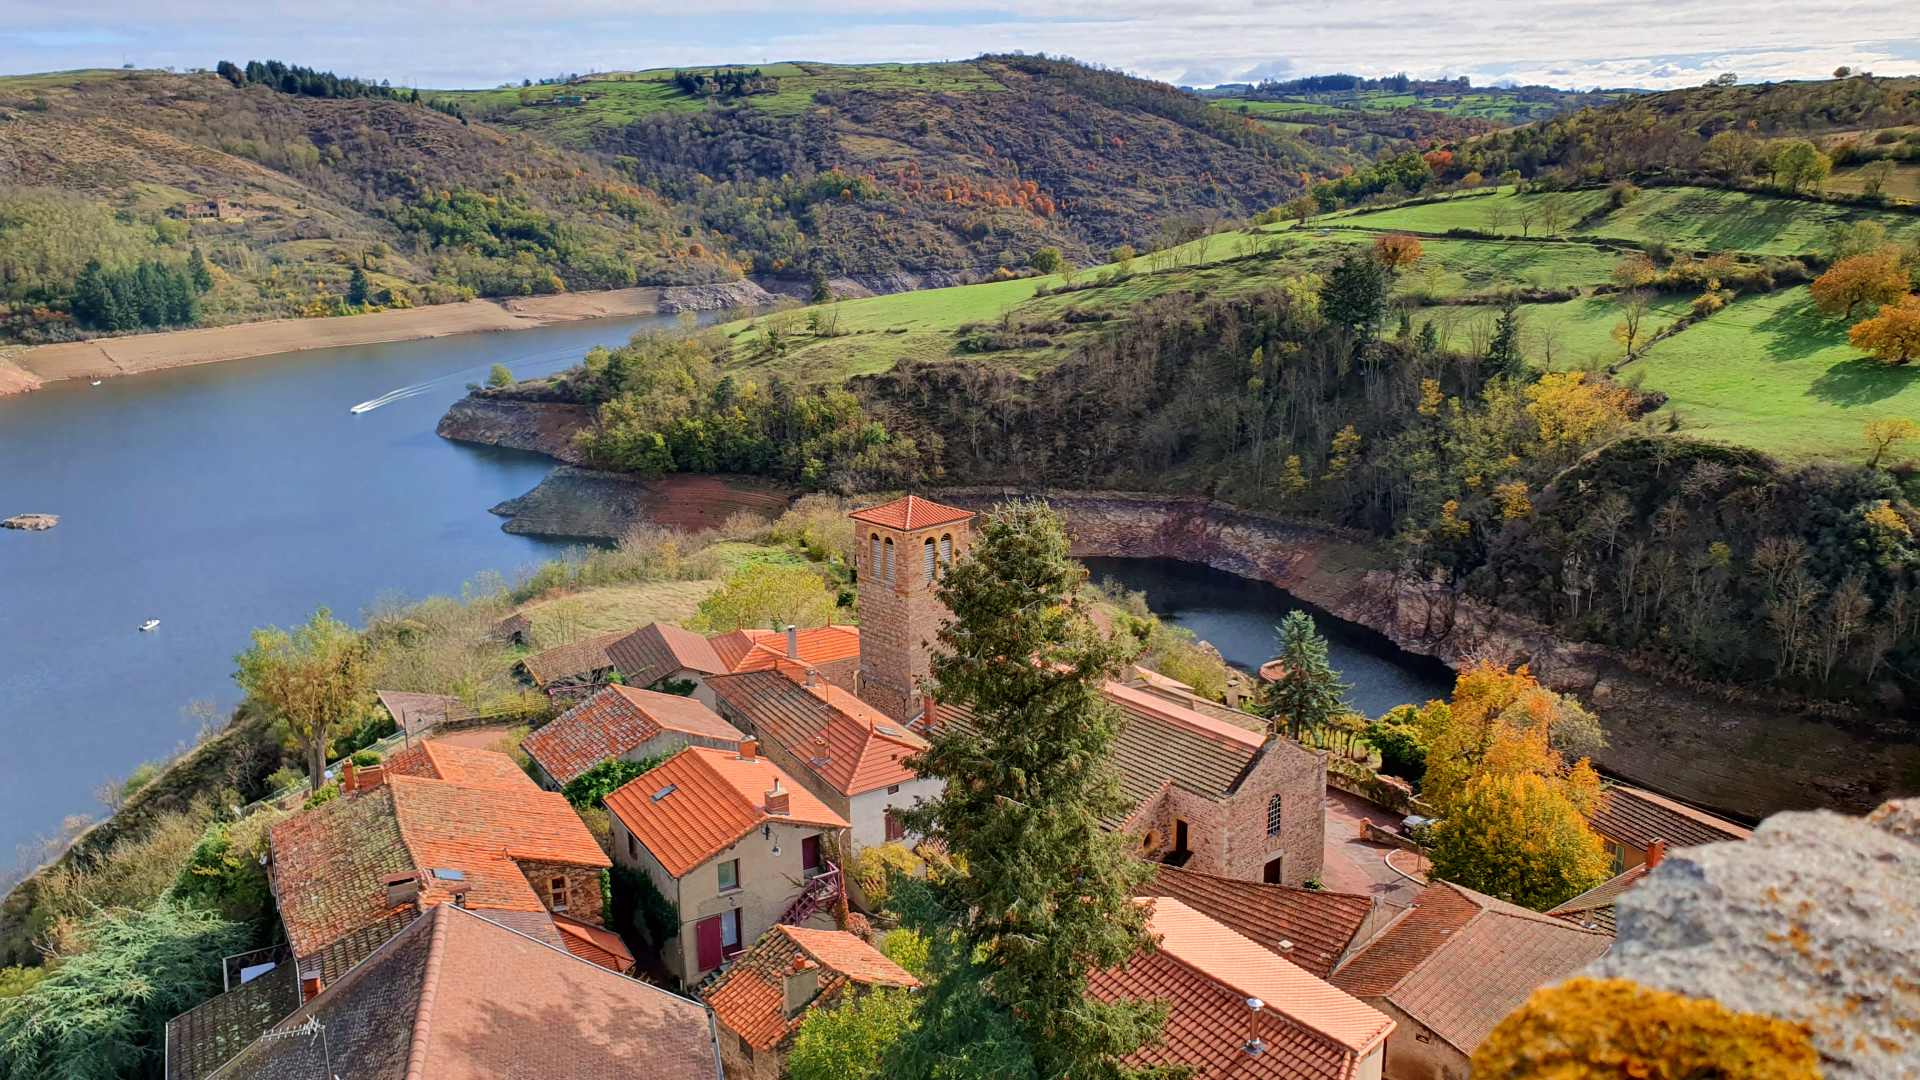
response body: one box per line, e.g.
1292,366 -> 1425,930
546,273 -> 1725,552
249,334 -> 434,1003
1321,788 -> 1425,909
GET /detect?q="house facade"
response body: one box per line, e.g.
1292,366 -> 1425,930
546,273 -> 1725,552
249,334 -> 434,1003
704,925 -> 919,1080
605,742 -> 851,985
1586,783 -> 1751,873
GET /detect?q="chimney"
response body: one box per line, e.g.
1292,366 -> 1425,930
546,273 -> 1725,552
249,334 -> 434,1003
298,964 -> 324,1003
1646,839 -> 1667,870
765,778 -> 791,817
803,666 -> 820,688
451,885 -> 470,909
920,692 -> 937,728
783,955 -> 819,1017
738,738 -> 758,762
786,624 -> 799,659
357,764 -> 387,791
384,872 -> 421,909
810,735 -> 830,767
341,760 -> 356,792
1243,996 -> 1265,1057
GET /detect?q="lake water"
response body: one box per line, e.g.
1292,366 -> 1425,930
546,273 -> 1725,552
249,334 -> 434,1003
1082,557 -> 1456,719
0,314 -> 692,868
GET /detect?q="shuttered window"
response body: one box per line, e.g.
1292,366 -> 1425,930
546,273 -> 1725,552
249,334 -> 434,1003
939,533 -> 953,568
882,537 -> 895,583
870,534 -> 881,576
923,537 -> 937,583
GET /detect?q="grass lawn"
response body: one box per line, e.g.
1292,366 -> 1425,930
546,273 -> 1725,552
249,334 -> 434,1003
518,578 -> 720,641
1335,189 -> 1610,236
1584,187 -> 1920,255
1632,287 -> 1920,462
1396,238 -> 1620,297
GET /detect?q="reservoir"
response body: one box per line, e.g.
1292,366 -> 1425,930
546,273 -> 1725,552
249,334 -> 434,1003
0,314 -> 689,870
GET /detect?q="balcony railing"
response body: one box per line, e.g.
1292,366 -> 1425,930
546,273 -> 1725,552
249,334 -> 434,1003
777,860 -> 842,927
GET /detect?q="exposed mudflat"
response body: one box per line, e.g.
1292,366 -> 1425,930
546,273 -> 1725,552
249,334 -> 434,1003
490,468 -> 794,540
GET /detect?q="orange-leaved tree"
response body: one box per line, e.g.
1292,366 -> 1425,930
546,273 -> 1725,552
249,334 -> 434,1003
1373,233 -> 1423,274
1848,292 -> 1920,365
1811,250 -> 1909,320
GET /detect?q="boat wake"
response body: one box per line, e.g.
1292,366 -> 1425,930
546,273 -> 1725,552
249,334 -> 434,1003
348,343 -> 587,414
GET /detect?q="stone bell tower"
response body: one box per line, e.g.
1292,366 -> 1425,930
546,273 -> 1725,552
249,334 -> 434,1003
849,495 -> 975,722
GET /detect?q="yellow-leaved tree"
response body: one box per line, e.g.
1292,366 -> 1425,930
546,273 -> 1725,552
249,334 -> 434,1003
1848,293 -> 1920,365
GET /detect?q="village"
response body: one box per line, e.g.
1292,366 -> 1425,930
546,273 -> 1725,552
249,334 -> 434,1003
153,495 -> 1789,1080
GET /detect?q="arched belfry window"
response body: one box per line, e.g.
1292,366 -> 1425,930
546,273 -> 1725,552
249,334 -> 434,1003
882,537 -> 895,584
939,533 -> 953,569
1267,795 -> 1284,837
870,533 -> 881,576
922,537 -> 937,583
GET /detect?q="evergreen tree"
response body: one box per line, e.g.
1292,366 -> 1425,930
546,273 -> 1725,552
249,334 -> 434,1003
187,247 -> 213,293
347,266 -> 371,307
882,879 -> 1039,1080
1255,610 -> 1351,742
1319,250 -> 1389,340
1485,304 -> 1525,381
902,501 -> 1173,1080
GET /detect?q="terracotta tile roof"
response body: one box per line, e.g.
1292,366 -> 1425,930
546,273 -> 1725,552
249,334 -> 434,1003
165,960 -> 301,1080
1547,864 -> 1649,935
213,904 -> 721,1079
553,912 -> 636,973
604,747 -> 848,878
1141,863 -> 1375,980
269,748 -> 607,961
383,739 -> 540,790
524,685 -> 744,785
1332,881 -> 1611,1054
848,494 -> 975,531
1103,681 -> 1267,752
710,668 -> 926,796
722,625 -> 863,673
704,926 -> 918,1052
606,621 -> 728,687
521,628 -> 628,686
374,690 -> 476,735
1587,784 -> 1752,852
1089,898 -> 1393,1080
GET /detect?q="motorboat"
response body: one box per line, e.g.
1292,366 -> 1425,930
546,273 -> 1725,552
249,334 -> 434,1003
139,619 -> 160,632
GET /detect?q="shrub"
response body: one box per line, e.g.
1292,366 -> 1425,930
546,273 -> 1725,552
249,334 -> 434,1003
171,808 -> 286,929
31,807 -> 213,954
562,755 -> 663,810
302,782 -> 339,809
263,765 -> 305,793
879,928 -> 929,977
609,864 -> 679,948
850,842 -> 925,913
350,748 -> 382,767
0,966 -> 47,999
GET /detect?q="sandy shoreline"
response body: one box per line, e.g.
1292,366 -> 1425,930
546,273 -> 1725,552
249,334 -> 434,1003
1,286 -> 696,396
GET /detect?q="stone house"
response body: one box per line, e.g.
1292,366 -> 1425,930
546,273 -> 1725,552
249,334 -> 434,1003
1586,782 -> 1750,873
708,664 -> 941,851
1139,862 -> 1384,980
1329,880 -> 1612,1080
704,925 -> 918,1080
522,683 -> 745,790
604,741 -> 850,985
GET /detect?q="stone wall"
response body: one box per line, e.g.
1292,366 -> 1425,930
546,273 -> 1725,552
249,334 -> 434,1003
518,860 -> 606,926
1220,740 -> 1327,886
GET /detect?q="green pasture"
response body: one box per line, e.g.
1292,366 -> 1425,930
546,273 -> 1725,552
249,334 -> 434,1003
1582,187 -> 1920,255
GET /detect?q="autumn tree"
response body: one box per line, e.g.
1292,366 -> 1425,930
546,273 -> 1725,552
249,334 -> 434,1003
1771,140 -> 1831,193
689,563 -> 839,632
234,607 -> 370,792
486,363 -> 515,388
1428,768 -> 1611,909
1524,372 -> 1634,457
901,501 -> 1172,1079
1284,195 -> 1317,224
1701,130 -> 1760,183
1414,662 -> 1608,810
1864,417 -> 1920,468
1254,611 -> 1352,742
1373,233 -> 1424,275
1611,288 -> 1654,356
1848,293 -> 1920,364
1810,251 -> 1909,319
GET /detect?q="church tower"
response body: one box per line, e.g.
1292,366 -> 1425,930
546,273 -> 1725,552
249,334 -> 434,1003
849,495 -> 975,722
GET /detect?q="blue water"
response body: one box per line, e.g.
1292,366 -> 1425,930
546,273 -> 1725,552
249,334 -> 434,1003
0,314 -> 691,868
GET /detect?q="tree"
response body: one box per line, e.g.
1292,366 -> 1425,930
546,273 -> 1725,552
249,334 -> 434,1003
1428,768 -> 1611,910
1372,233 -> 1423,274
561,755 -> 664,809
688,563 -> 839,632
1365,707 -> 1426,782
1029,247 -> 1064,275
1474,978 -> 1821,1080
186,247 -> 213,293
791,988 -> 918,1080
234,607 -> 370,792
0,901 -> 247,1080
1283,194 -> 1317,224
1523,372 -> 1634,455
1833,65 -> 1853,78
1320,250 -> 1389,340
1848,293 -> 1920,364
1858,159 -> 1895,198
486,363 -> 516,388
1864,417 -> 1920,468
1811,252 -> 1909,320
1485,304 -> 1525,381
347,266 -> 370,306
882,880 -> 1039,1080
1414,662 -> 1607,811
900,501 -> 1171,1080
1611,288 -> 1654,356
1701,130 -> 1760,183
1254,611 -> 1351,742
1770,141 -> 1831,193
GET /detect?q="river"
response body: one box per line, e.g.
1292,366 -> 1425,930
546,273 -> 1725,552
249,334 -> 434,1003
0,314 -> 697,868
1082,557 -> 1456,719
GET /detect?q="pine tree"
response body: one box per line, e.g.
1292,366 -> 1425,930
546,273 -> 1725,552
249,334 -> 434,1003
187,247 -> 213,293
902,501 -> 1174,1080
1320,250 -> 1388,340
1485,304 -> 1525,381
1256,610 -> 1351,742
347,266 -> 371,307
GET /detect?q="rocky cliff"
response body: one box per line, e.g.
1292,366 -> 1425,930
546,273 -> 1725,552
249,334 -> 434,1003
436,396 -> 594,463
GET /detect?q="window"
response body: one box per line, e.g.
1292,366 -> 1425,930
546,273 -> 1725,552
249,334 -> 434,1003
939,533 -> 953,568
627,833 -> 638,859
1267,794 -> 1284,837
882,537 -> 895,584
922,537 -> 937,583
549,875 -> 569,912
720,909 -> 743,957
885,810 -> 906,843
718,858 -> 740,893
886,784 -> 901,795
870,533 -> 881,576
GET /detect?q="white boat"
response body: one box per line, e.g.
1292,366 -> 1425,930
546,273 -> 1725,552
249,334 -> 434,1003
349,401 -> 377,414
139,619 -> 160,632
90,380 -> 102,387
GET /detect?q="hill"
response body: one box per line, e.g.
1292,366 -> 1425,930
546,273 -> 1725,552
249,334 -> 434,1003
430,56 -> 1363,285
0,67 -> 737,344
1202,76 -> 1636,149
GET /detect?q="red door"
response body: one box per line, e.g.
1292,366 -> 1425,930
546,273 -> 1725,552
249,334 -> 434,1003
694,915 -> 723,972
801,834 -> 822,874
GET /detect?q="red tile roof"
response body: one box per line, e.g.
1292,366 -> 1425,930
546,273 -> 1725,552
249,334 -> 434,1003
214,904 -> 720,1079
1587,784 -> 1752,852
848,495 -> 974,531
606,622 -> 729,688
269,746 -> 607,961
523,685 -> 744,785
1331,881 -> 1612,1054
1141,863 -> 1375,980
704,926 -> 918,1052
374,690 -> 475,735
552,912 -> 636,973
722,625 -> 862,673
520,628 -> 628,686
604,747 -> 847,878
1088,898 -> 1393,1080
1547,864 -> 1649,935
383,740 -> 540,790
710,667 -> 927,796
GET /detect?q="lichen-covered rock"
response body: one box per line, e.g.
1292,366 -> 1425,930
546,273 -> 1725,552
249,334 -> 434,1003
1590,799 -> 1920,1079
2,513 -> 57,530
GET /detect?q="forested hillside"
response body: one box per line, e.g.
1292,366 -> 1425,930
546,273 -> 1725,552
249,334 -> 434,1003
0,67 -> 736,343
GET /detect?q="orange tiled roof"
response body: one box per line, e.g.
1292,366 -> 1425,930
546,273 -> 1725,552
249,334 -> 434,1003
604,747 -> 847,878
705,926 -> 917,1052
523,684 -> 744,785
1331,881 -> 1611,1054
722,625 -> 862,673
213,905 -> 719,1079
1141,863 -> 1375,980
1089,898 -> 1393,1080
1547,864 -> 1649,935
1587,784 -> 1751,852
710,667 -> 926,796
384,739 -> 540,790
1101,681 -> 1265,753
521,628 -> 628,686
606,622 -> 729,688
848,495 -> 974,531
269,747 -> 607,961
552,912 -> 636,973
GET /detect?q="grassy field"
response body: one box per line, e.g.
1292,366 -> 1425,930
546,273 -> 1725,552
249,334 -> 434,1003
1823,161 -> 1920,203
1632,287 -> 1920,461
1211,87 -> 1633,125
519,579 -> 720,642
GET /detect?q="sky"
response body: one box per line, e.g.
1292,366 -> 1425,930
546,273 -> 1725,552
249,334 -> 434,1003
4,1 -> 1918,91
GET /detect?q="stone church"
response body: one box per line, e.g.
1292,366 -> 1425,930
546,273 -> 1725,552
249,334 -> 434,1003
849,495 -> 1326,886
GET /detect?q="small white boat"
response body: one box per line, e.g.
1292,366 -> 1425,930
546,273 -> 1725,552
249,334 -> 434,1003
139,619 -> 160,632
349,401 -> 377,415
90,380 -> 102,387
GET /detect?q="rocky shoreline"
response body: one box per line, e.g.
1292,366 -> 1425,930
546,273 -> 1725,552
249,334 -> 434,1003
437,394 -> 1920,820
2,513 -> 58,531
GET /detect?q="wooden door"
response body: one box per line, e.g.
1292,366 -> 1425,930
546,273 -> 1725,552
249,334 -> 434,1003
801,834 -> 822,874
1263,857 -> 1284,885
694,914 -> 723,972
